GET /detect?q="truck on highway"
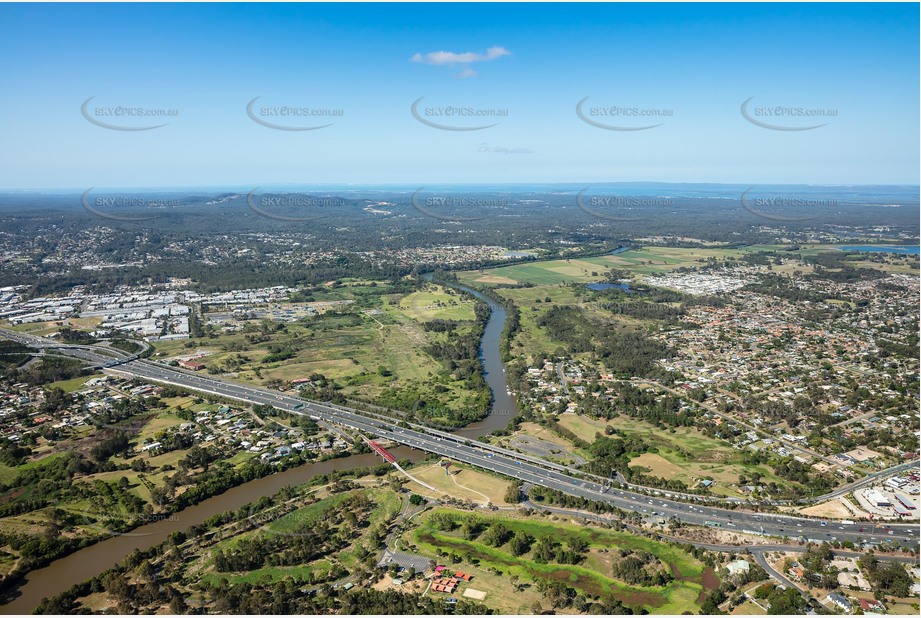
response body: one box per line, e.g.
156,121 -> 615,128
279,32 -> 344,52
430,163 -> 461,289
841,520 -> 855,525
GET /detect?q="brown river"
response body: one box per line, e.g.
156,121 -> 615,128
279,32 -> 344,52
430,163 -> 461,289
1,448 -> 425,613
2,277 -> 518,613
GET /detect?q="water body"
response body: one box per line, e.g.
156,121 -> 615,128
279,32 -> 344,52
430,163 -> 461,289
837,245 -> 919,255
421,273 -> 518,438
1,447 -> 423,614
3,274 -> 516,612
586,282 -> 632,292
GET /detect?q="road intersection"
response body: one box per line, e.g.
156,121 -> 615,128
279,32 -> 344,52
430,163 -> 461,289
2,328 -> 918,549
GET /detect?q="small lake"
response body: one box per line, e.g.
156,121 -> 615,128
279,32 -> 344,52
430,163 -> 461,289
837,245 -> 919,255
586,282 -> 633,292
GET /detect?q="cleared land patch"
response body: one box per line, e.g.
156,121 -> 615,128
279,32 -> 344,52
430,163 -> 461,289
407,462 -> 512,506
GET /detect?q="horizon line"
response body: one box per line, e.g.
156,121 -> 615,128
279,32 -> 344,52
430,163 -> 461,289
2,181 -> 920,194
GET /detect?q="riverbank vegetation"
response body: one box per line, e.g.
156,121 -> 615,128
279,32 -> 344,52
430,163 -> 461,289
32,480 -> 491,615
151,278 -> 492,428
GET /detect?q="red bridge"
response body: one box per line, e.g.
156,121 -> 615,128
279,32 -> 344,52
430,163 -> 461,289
368,440 -> 396,463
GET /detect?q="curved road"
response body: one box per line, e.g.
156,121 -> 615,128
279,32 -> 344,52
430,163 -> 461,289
2,328 -> 918,551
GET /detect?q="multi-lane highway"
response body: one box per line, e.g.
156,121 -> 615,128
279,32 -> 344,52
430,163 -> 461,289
108,362 -> 920,547
518,496 -> 917,594
0,328 -> 139,367
2,328 -> 918,547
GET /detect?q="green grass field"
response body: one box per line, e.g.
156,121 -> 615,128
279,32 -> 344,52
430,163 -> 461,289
48,373 -> 103,393
458,244 -> 889,288
730,600 -> 768,615
407,508 -> 712,614
482,283 -> 621,362
145,282 -> 486,419
0,451 -> 70,485
399,285 -> 477,322
556,414 -> 786,495
0,463 -> 18,485
198,560 -> 340,586
195,487 -> 401,586
458,247 -> 735,287
461,257 -> 622,286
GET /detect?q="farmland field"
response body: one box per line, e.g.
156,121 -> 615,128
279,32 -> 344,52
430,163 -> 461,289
457,244 -> 882,288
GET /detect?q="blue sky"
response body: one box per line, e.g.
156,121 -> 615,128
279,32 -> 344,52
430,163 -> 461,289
0,2 -> 917,189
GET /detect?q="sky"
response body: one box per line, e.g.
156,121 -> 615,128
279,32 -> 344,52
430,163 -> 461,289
0,2 -> 918,189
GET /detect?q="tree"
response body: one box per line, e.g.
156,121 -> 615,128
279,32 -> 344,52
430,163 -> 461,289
699,588 -> 726,614
430,513 -> 456,531
169,594 -> 188,614
461,515 -> 481,540
509,531 -> 532,557
504,481 -> 522,503
567,536 -> 589,553
533,536 -> 559,563
482,522 -> 511,547
538,579 -> 575,608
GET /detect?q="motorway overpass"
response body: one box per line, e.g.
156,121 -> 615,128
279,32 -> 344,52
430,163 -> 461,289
2,329 -> 918,548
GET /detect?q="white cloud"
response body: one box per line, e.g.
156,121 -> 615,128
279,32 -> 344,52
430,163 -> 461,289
454,67 -> 478,79
411,46 -> 511,69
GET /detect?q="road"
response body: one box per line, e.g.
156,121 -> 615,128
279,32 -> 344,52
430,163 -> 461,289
830,410 -> 879,428
631,378 -> 842,467
98,360 -> 921,547
0,327 -> 143,369
750,549 -> 801,591
806,460 -> 920,503
556,360 -> 569,395
519,494 -> 917,598
2,328 -> 918,548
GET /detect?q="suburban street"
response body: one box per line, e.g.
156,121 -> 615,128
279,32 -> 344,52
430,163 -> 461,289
2,328 -> 918,548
